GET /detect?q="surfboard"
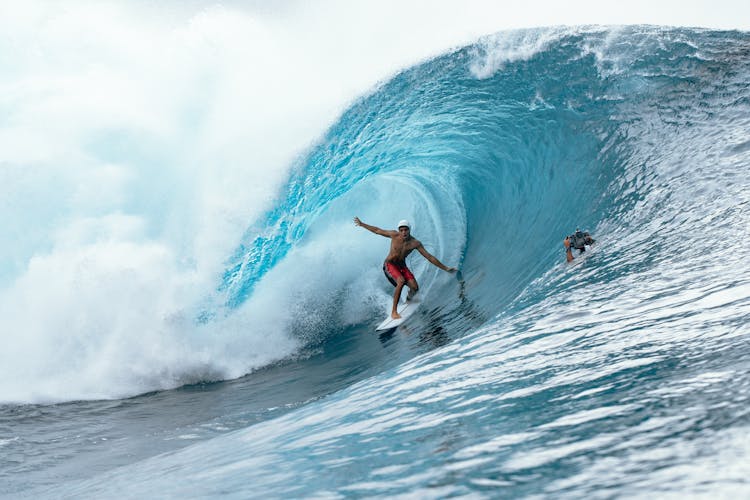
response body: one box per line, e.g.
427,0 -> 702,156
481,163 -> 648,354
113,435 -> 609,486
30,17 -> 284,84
376,298 -> 420,331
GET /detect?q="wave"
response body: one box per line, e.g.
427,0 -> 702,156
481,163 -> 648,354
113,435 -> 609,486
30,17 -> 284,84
3,21 -> 750,497
2,25 -> 749,409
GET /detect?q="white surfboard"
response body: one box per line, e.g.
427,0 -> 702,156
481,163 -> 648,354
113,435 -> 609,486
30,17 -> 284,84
376,298 -> 420,331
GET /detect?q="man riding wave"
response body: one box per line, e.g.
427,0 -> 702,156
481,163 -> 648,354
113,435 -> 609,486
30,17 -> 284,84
354,217 -> 457,319
564,228 -> 595,262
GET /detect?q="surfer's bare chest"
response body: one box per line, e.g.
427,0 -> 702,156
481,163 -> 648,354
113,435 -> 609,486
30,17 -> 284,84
389,237 -> 419,259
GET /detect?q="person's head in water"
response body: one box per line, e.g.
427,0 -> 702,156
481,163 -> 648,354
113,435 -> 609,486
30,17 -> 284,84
398,219 -> 411,238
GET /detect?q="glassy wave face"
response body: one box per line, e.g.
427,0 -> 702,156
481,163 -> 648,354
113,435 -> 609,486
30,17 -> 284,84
8,26 -> 750,497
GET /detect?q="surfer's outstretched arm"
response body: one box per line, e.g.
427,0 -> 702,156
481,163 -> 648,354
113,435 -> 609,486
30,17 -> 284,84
416,244 -> 457,273
353,217 -> 396,237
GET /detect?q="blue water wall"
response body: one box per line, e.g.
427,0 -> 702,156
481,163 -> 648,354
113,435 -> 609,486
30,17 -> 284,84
220,28 -> 619,319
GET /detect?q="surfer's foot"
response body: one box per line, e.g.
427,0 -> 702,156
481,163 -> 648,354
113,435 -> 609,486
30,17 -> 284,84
406,289 -> 417,301
391,312 -> 402,319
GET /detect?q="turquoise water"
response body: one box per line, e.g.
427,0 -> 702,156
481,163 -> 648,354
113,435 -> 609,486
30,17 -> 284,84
2,26 -> 750,498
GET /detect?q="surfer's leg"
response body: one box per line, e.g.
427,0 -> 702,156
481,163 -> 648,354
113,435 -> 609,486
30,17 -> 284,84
406,279 -> 419,301
392,279 -> 405,318
402,267 -> 418,301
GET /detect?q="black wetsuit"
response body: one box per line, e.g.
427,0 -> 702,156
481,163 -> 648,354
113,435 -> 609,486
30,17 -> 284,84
568,231 -> 595,252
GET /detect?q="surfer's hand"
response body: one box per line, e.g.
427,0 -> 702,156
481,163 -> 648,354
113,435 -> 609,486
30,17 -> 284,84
446,267 -> 457,273
353,216 -> 361,226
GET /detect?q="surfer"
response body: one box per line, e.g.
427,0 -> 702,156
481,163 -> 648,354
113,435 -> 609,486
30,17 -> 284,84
354,217 -> 457,319
564,228 -> 595,262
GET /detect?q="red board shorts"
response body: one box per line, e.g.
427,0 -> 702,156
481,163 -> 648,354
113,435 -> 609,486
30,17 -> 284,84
383,262 -> 415,287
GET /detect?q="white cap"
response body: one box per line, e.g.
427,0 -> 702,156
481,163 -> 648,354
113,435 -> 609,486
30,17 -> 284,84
397,219 -> 410,229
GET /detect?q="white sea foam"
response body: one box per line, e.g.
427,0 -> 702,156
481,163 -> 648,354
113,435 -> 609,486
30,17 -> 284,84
468,27 -> 576,79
